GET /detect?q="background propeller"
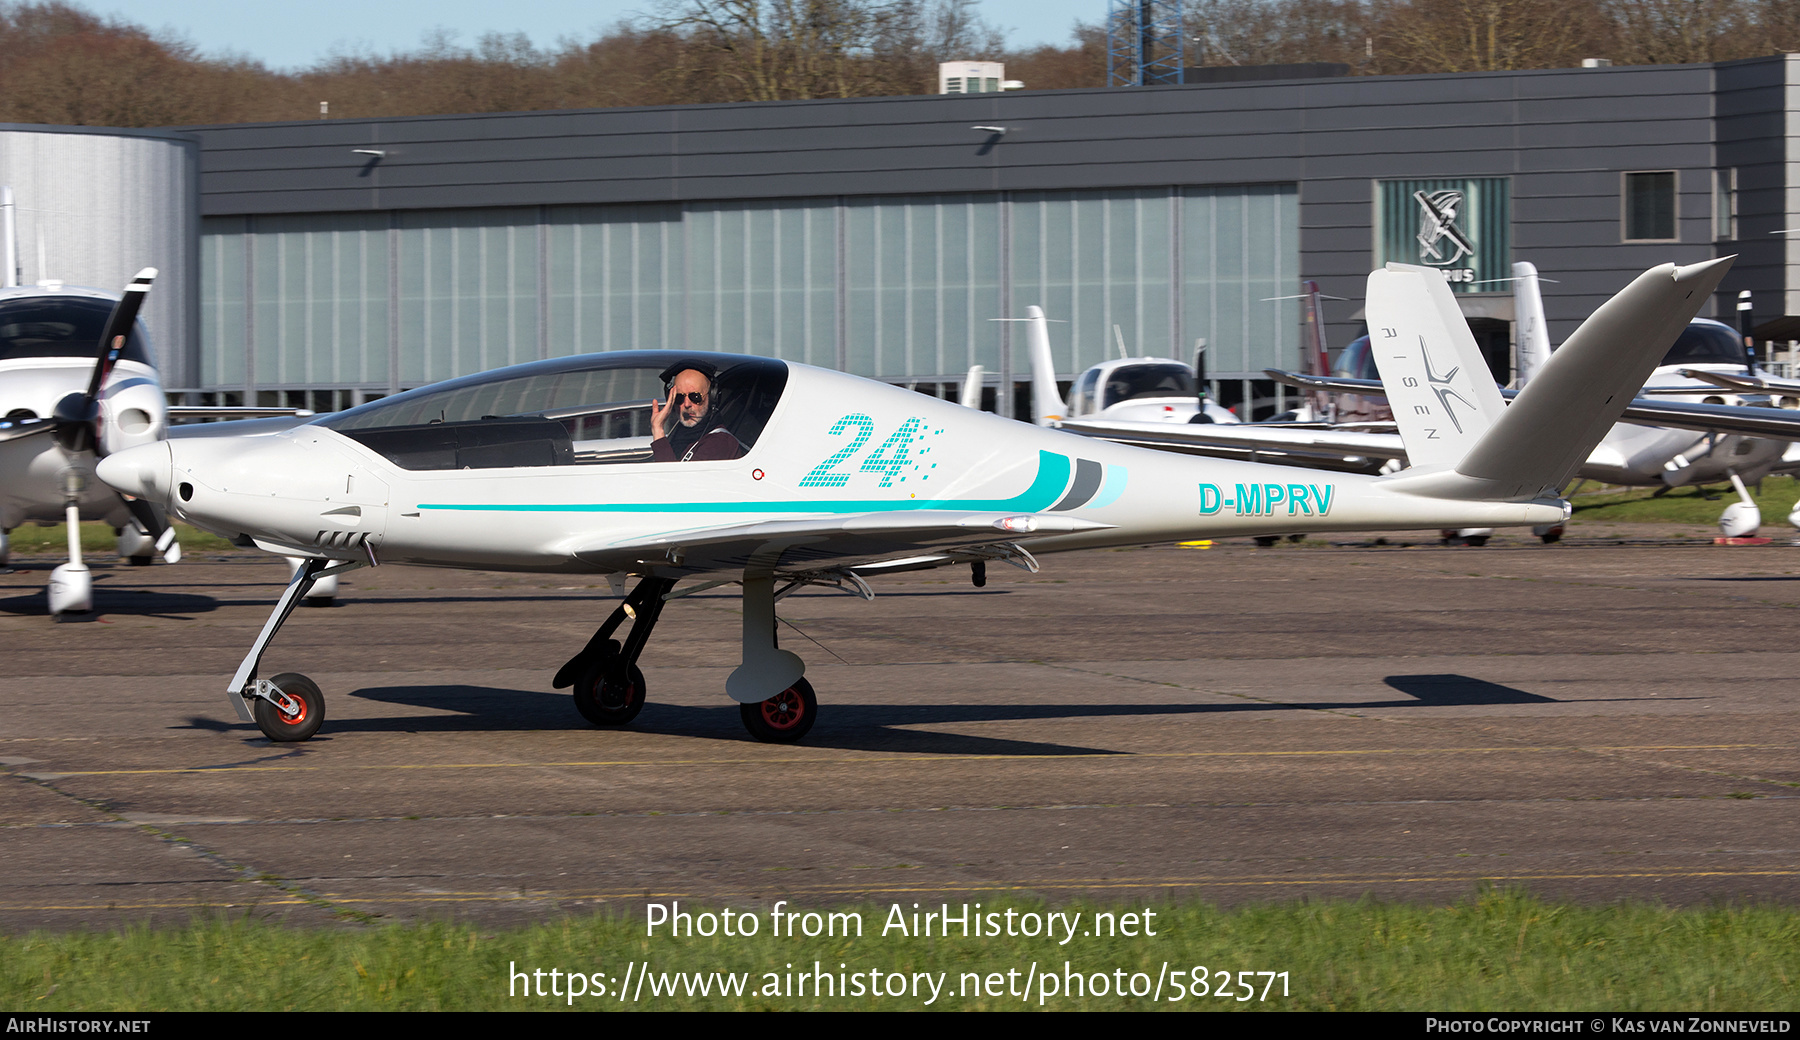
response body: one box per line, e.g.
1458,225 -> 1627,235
49,267 -> 156,455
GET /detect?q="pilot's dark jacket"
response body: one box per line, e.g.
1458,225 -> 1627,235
652,426 -> 745,462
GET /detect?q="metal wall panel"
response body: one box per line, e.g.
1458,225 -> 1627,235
184,56 -> 1798,378
0,125 -> 199,386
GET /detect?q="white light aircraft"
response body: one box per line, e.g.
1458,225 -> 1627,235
97,259 -> 1730,744
0,267 -> 183,614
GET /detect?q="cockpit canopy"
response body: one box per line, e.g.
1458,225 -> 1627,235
318,352 -> 788,470
0,296 -> 151,365
1660,320 -> 1747,368
1101,362 -> 1196,409
1335,335 -> 1376,380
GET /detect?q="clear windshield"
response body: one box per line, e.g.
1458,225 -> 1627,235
1661,321 -> 1748,367
320,352 -> 788,469
1101,363 -> 1196,408
0,296 -> 151,365
1335,336 -> 1377,380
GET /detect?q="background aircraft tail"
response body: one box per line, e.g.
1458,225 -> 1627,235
1025,305 -> 1062,425
1512,261 -> 1550,387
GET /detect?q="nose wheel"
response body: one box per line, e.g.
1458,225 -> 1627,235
573,660 -> 647,726
740,678 -> 816,743
252,672 -> 325,742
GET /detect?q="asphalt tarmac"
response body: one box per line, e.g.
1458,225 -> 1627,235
2,529 -> 1797,931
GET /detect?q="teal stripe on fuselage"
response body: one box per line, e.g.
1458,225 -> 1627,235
416,450 -> 1072,515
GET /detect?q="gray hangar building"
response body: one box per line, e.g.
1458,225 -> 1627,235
174,53 -> 1799,419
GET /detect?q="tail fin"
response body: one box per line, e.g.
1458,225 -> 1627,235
959,365 -> 985,409
1364,263 -> 1507,469
1025,305 -> 1062,425
1390,257 -> 1734,501
1,186 -> 17,289
1512,261 -> 1550,387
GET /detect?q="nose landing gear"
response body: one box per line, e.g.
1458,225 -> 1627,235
226,555 -> 364,741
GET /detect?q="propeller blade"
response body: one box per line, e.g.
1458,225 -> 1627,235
119,493 -> 181,563
119,493 -> 166,540
82,268 -> 157,402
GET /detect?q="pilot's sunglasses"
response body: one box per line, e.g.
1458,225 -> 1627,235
670,391 -> 707,404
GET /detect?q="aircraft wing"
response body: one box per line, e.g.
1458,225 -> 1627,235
1672,369 -> 1800,396
167,406 -> 315,420
1266,369 -> 1800,441
0,415 -> 54,443
168,414 -> 320,439
568,510 -> 1115,576
1052,417 -> 1404,473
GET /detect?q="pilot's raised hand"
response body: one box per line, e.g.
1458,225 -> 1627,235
650,387 -> 675,441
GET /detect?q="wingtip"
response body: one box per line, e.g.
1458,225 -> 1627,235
1672,255 -> 1734,282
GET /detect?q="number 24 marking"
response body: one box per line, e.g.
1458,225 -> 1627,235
800,413 -> 922,489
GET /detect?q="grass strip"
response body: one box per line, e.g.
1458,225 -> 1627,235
1569,475 -> 1800,527
3,891 -> 1795,1010
4,521 -> 236,555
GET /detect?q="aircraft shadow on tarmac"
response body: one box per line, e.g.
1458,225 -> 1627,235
178,672 -> 1612,755
0,579 -> 219,619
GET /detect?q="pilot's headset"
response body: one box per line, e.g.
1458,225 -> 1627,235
658,359 -> 725,422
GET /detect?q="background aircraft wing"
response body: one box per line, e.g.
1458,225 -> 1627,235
1053,417 -> 1404,472
1267,369 -> 1800,441
569,510 -> 1113,576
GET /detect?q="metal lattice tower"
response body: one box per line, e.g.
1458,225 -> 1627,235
1107,0 -> 1184,87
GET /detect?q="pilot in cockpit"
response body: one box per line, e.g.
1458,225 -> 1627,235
649,360 -> 746,462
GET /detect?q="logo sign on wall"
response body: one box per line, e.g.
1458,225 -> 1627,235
1374,178 -> 1510,292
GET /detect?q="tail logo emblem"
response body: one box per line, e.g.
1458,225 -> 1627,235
1421,337 -> 1474,434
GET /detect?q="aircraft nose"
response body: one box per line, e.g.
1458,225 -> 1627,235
96,441 -> 173,506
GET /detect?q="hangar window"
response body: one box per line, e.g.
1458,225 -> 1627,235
1623,171 -> 1678,242
1714,168 -> 1736,240
316,352 -> 788,470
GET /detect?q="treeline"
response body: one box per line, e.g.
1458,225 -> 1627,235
3,0 -> 1800,128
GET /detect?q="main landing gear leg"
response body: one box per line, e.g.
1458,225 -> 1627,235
552,575 -> 676,727
227,556 -> 364,742
728,574 -> 814,743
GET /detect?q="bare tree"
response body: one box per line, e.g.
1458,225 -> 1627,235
1604,0 -> 1746,64
1372,0 -> 1610,73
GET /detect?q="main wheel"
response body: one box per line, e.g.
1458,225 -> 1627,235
252,672 -> 325,742
573,661 -> 646,726
1463,535 -> 1490,547
126,555 -> 154,567
740,678 -> 817,744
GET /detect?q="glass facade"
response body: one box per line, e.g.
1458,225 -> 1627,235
200,184 -> 1298,416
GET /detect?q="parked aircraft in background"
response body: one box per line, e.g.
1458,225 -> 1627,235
0,270 -> 181,614
98,259 -> 1728,744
